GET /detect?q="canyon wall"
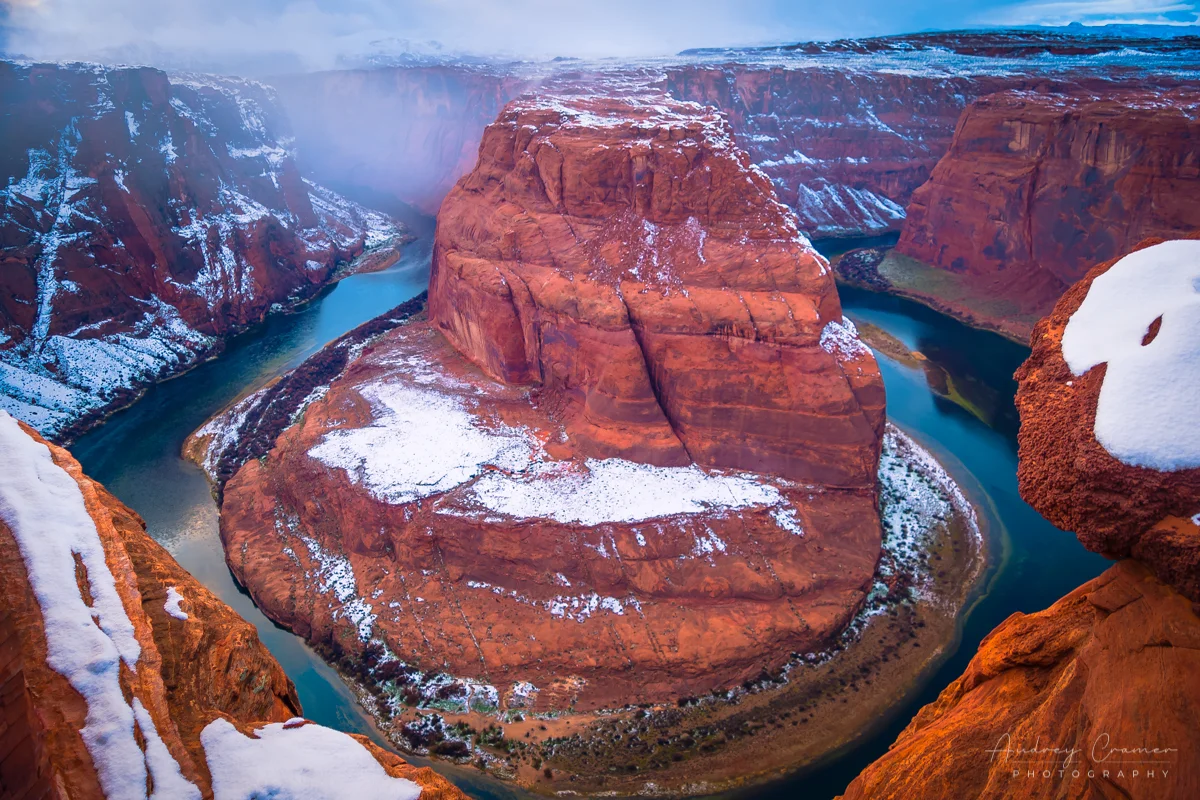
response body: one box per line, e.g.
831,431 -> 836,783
664,66 -> 997,238
894,90 -> 1200,336
0,412 -> 464,799
0,61 -> 405,440
838,238 -> 1200,799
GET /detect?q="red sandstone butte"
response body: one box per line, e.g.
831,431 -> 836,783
896,90 -> 1200,338
0,419 -> 463,800
430,93 -> 886,488
216,93 -> 886,712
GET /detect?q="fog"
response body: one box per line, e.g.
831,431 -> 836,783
4,0 -> 1196,75
1,0 -> 784,72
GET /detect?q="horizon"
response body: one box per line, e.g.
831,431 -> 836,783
3,0 -> 1200,74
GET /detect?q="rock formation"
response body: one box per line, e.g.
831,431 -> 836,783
837,560 -> 1198,800
894,90 -> 1200,339
1016,236 -> 1200,601
838,238 -> 1200,799
430,93 -> 886,486
0,410 -> 463,799
214,93 -> 888,717
0,61 -> 406,440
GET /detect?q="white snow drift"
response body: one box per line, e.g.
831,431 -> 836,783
201,718 -> 420,800
308,375 -> 802,528
0,410 -> 199,800
1061,240 -> 1200,471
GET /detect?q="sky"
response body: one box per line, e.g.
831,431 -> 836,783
2,0 -> 1198,70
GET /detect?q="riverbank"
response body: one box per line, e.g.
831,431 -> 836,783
48,231 -> 413,447
832,246 -> 1043,346
203,411 -> 986,797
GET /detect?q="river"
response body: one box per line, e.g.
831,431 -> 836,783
71,229 -> 1110,799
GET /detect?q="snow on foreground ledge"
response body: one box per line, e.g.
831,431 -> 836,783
308,376 -> 802,529
0,410 -> 199,800
0,410 -> 420,800
1061,239 -> 1200,471
202,718 -> 419,800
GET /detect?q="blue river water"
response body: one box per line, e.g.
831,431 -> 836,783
71,230 -> 1109,799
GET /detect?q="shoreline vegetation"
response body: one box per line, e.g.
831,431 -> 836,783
832,246 -> 1039,347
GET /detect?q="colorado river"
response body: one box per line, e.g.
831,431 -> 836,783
71,228 -> 1109,799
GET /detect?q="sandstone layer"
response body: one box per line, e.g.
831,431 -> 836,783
895,90 -> 1200,339
838,560 -> 1199,800
216,93 -> 889,717
219,319 -> 883,711
0,60 -> 405,440
0,413 -> 464,800
430,93 -> 886,487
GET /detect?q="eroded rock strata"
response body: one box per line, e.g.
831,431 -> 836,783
218,93 -> 890,708
430,94 -> 886,487
206,94 -> 993,793
839,239 -> 1200,799
0,60 -> 406,440
0,412 -> 464,799
892,90 -> 1200,340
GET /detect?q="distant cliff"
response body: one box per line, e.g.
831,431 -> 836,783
0,61 -> 406,440
893,90 -> 1200,339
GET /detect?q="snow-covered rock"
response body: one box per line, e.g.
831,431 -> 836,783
0,60 -> 406,440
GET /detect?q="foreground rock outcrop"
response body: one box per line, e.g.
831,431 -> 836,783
0,61 -> 406,440
892,90 -> 1200,340
1016,236 -> 1200,600
0,410 -> 464,799
839,238 -> 1200,799
839,559 -> 1198,800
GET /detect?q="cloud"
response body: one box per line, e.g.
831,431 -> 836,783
3,0 -> 1195,73
0,0 -> 783,70
977,0 -> 1198,25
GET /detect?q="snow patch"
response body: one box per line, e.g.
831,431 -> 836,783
467,458 -> 787,527
201,717 -> 420,800
308,381 -> 537,506
1061,240 -> 1200,471
163,587 -> 188,621
0,411 -> 196,800
820,316 -> 871,359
